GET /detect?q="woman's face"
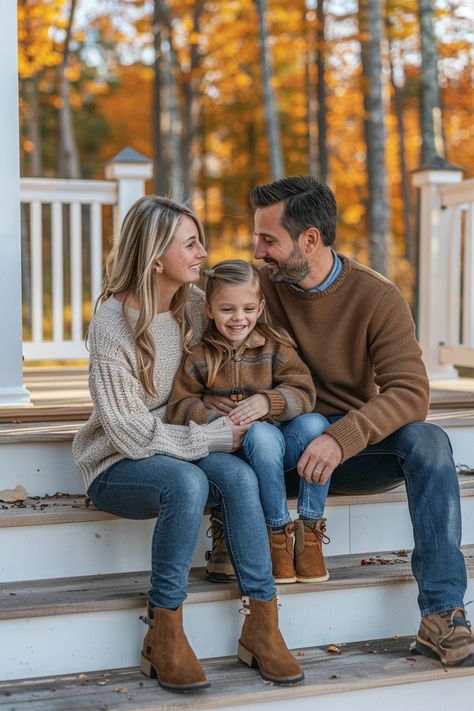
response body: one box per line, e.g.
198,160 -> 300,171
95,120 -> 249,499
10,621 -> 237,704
158,215 -> 207,287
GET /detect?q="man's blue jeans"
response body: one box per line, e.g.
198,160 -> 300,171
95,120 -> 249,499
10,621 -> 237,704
241,413 -> 331,526
88,452 -> 275,610
284,420 -> 467,617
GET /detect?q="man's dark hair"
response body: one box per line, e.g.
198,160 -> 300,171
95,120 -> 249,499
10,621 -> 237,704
250,175 -> 337,246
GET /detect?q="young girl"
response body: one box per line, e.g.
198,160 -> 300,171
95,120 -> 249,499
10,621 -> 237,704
167,259 -> 331,585
73,199 -> 303,691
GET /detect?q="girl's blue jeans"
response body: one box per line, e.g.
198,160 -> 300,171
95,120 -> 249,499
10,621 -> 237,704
240,413 -> 331,527
87,452 -> 275,610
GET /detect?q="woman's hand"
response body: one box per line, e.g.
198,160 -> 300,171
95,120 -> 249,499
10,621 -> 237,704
230,424 -> 250,451
228,394 -> 270,425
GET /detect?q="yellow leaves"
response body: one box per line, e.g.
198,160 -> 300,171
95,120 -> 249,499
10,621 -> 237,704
235,73 -> 253,89
343,205 -> 365,225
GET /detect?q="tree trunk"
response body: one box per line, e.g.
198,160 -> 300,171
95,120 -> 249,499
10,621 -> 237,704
254,0 -> 285,180
315,0 -> 329,183
359,0 -> 389,276
58,0 -> 80,178
152,15 -> 167,195
165,38 -> 185,200
418,0 -> 444,163
26,77 -> 42,177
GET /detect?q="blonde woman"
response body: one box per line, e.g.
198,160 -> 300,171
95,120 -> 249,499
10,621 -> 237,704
72,196 -> 303,693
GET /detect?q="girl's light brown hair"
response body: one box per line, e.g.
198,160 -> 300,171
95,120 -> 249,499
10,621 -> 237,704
202,259 -> 295,387
94,195 -> 206,396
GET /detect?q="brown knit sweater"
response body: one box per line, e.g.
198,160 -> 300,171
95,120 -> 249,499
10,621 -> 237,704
167,328 -> 316,425
259,255 -> 430,462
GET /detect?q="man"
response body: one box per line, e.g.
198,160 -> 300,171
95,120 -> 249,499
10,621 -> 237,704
243,175 -> 473,667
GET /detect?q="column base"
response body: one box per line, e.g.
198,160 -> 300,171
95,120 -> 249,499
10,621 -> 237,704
0,385 -> 32,407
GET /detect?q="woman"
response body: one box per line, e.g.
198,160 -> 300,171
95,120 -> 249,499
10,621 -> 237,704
72,195 -> 303,693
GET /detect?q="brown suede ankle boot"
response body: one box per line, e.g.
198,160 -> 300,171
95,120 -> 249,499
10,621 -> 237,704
268,523 -> 296,583
294,518 -> 330,583
140,603 -> 209,692
205,513 -> 236,583
237,596 -> 304,684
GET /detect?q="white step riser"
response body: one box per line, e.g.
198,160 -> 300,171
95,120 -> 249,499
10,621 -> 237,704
2,578 -> 474,682
2,497 -> 474,583
224,676 -> 474,711
1,424 -> 472,497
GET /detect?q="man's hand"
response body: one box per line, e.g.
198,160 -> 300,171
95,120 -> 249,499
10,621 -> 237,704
203,393 -> 236,416
228,394 -> 270,425
297,434 -> 342,485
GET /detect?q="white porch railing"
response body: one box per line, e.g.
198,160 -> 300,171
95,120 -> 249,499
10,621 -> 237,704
20,149 -> 152,361
414,162 -> 474,378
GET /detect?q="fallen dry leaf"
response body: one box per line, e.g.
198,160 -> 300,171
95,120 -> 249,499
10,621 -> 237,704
77,673 -> 89,681
294,650 -> 305,657
327,645 -> 342,655
330,674 -> 340,679
0,485 -> 28,503
115,687 -> 128,694
405,656 -> 417,662
96,680 -> 107,686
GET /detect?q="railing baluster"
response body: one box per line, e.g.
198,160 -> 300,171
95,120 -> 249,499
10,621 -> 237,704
464,204 -> 474,347
70,202 -> 82,343
30,201 -> 43,344
51,202 -> 63,344
448,206 -> 461,347
90,202 -> 102,307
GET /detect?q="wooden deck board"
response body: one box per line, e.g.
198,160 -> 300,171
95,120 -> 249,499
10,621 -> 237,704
1,545 -> 474,621
0,368 -> 473,423
0,636 -> 473,710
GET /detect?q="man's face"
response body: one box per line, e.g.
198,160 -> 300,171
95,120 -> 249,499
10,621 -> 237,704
253,203 -> 310,283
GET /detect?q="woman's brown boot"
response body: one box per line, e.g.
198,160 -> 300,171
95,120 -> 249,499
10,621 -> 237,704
294,518 -> 330,582
140,604 -> 209,692
268,523 -> 296,583
237,596 -> 304,684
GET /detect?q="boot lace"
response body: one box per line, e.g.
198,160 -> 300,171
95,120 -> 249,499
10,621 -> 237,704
304,519 -> 330,545
205,514 -> 224,560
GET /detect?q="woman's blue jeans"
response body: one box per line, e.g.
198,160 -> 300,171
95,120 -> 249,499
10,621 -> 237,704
87,452 -> 275,610
241,413 -> 331,526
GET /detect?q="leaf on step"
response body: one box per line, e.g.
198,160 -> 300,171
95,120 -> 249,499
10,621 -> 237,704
330,674 -> 340,679
394,550 -> 409,557
365,649 -> 378,654
96,681 -> 107,686
115,687 -> 128,694
0,485 -> 28,503
327,645 -> 342,655
294,650 -> 305,656
77,674 -> 89,681
361,556 -> 408,566
405,657 -> 417,662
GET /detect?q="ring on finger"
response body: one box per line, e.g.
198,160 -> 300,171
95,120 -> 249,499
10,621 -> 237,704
314,467 -> 323,474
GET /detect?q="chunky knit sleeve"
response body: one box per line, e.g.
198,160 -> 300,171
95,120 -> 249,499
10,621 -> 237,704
260,342 -> 316,421
88,329 -> 210,462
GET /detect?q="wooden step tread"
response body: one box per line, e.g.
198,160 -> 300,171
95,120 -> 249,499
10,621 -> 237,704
1,635 -> 473,710
1,405 -> 474,443
2,545 -> 474,621
1,474 -> 474,529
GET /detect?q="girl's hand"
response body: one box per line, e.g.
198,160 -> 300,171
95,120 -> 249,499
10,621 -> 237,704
228,394 -> 270,425
203,393 -> 236,415
230,424 -> 250,451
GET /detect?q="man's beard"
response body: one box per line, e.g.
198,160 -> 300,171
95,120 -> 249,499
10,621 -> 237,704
267,244 -> 310,283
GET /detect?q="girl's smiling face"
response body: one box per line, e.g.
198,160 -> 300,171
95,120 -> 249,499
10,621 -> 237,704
205,283 -> 265,347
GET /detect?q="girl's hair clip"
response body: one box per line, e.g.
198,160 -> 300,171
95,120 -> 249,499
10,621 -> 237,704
203,268 -> 215,278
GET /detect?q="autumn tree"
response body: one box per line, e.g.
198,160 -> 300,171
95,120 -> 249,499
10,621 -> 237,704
418,0 -> 444,163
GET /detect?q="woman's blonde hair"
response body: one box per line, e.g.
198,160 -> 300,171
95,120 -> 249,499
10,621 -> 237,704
96,195 -> 207,396
202,259 -> 295,387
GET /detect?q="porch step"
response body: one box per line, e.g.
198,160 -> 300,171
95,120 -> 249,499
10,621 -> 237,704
1,547 -> 474,681
1,408 -> 473,499
2,478 -> 474,583
1,636 -> 474,711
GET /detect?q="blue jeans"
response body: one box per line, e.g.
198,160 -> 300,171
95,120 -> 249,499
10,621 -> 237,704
284,420 -> 467,617
88,452 -> 275,609
241,413 -> 331,526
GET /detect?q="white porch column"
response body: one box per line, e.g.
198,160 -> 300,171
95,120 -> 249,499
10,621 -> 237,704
105,147 -> 153,241
413,158 -> 463,379
0,1 -> 31,406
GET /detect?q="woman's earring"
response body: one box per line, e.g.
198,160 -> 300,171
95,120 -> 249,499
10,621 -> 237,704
155,265 -> 163,274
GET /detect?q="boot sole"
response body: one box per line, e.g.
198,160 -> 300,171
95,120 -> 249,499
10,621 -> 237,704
140,654 -> 210,692
296,572 -> 329,583
206,570 -> 237,583
415,638 -> 474,667
275,576 -> 297,584
237,641 -> 305,685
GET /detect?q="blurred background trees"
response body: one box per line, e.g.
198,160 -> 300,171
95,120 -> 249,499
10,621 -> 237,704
17,0 -> 474,304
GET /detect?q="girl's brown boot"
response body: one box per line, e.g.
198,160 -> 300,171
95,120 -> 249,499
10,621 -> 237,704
140,604 -> 209,692
237,596 -> 304,684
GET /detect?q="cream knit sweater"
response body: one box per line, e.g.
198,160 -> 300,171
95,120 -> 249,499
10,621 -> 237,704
73,288 -> 233,492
